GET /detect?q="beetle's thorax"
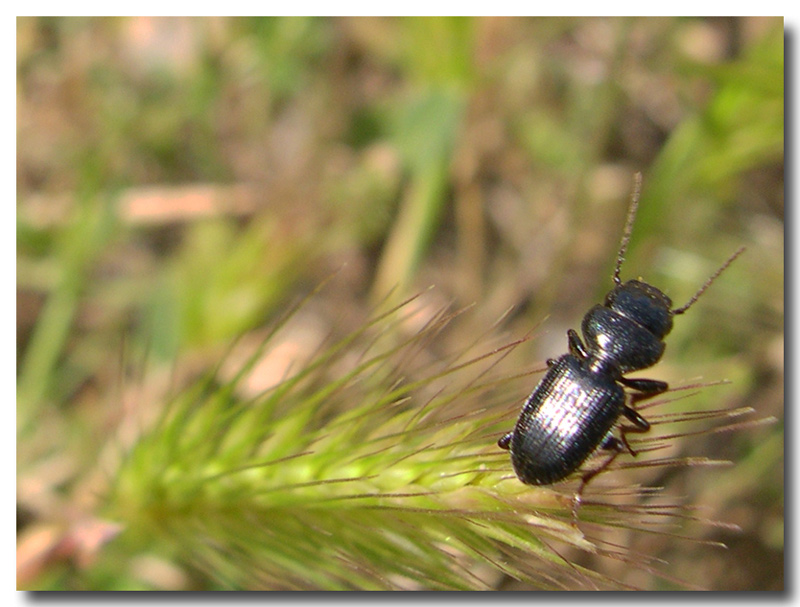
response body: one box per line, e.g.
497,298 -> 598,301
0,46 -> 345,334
583,354 -> 621,378
580,280 -> 674,375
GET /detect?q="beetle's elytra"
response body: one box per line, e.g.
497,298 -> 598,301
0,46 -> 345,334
499,173 -> 744,495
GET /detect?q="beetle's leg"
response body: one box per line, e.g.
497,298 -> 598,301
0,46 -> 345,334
571,411 -> 651,523
572,437 -> 625,523
620,376 -> 668,401
577,448 -> 623,491
497,432 -> 513,450
621,405 -> 651,429
600,434 -> 625,451
615,379 -> 659,455
618,405 -> 651,456
567,329 -> 589,359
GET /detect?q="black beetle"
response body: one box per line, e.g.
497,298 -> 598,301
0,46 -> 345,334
499,173 -> 744,501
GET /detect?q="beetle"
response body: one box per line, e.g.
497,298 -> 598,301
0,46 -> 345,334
498,173 -> 744,503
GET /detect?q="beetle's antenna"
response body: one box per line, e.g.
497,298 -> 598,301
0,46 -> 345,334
613,172 -> 643,286
672,246 -> 746,315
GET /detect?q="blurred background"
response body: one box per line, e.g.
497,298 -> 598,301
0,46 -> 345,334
17,17 -> 783,590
